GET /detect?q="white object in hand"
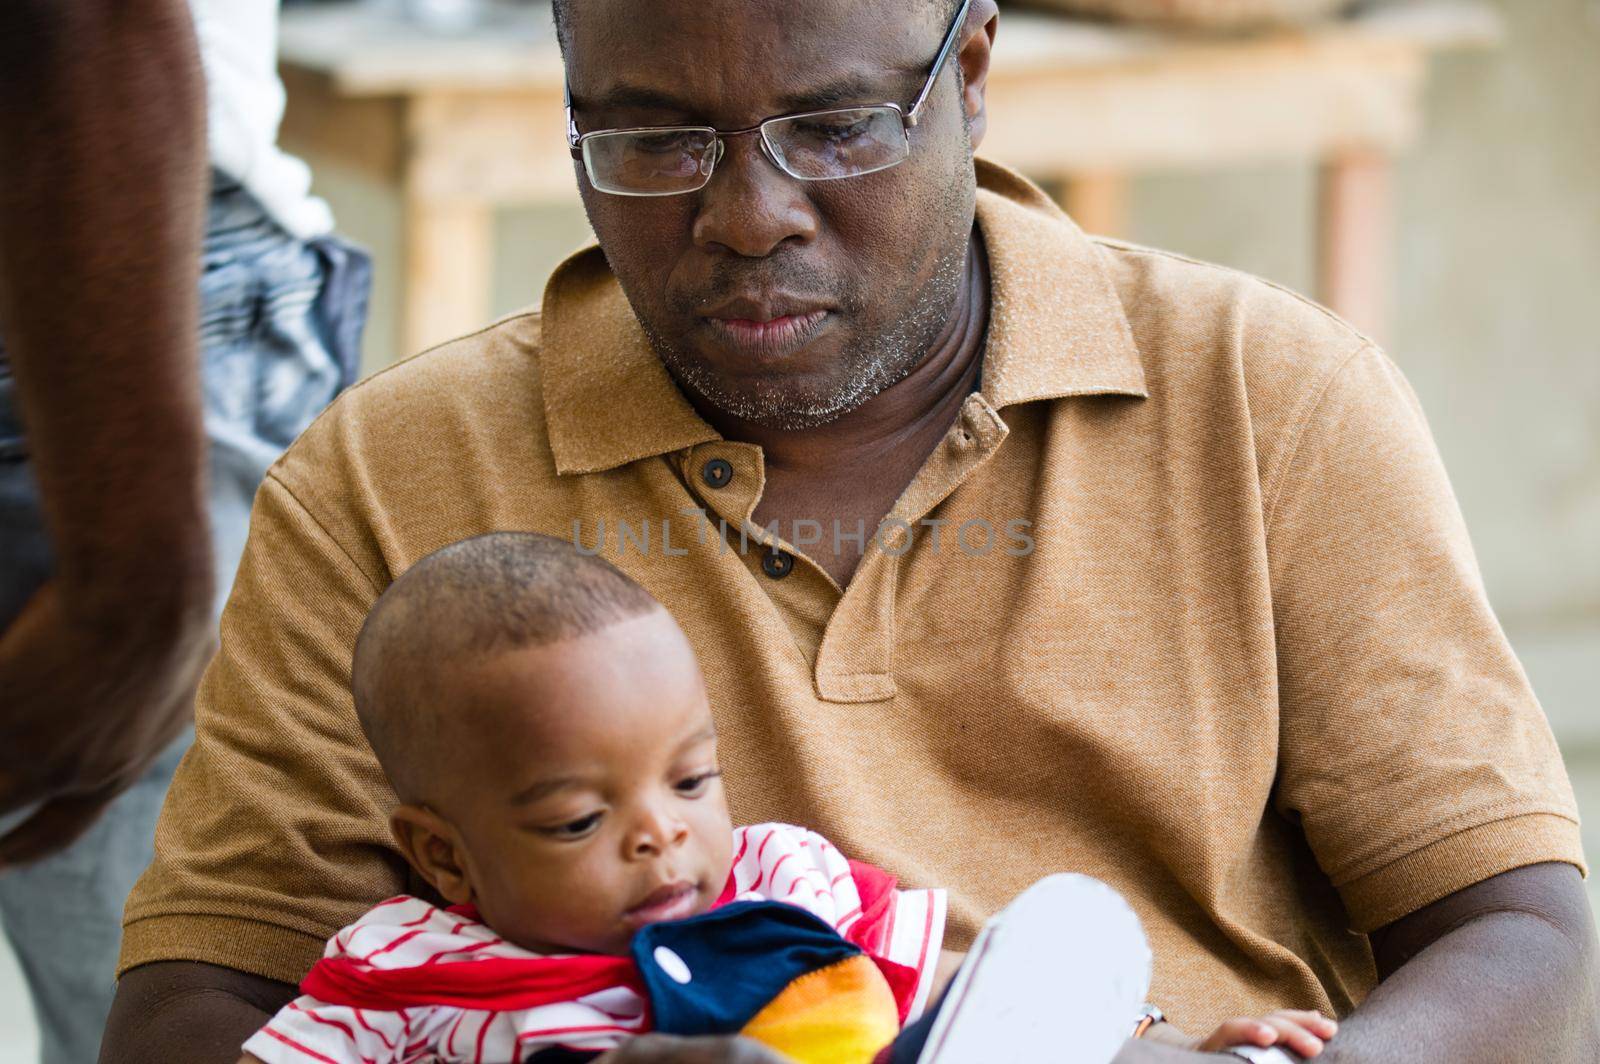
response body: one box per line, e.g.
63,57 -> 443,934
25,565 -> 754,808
917,873 -> 1152,1064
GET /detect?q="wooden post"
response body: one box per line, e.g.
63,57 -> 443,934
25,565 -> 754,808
400,198 -> 494,357
1317,149 -> 1392,342
1060,171 -> 1129,238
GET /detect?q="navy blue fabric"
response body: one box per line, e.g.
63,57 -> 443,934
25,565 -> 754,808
889,986 -> 948,1064
525,1049 -> 604,1063
632,900 -> 863,1036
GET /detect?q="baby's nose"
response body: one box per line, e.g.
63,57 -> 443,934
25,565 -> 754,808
629,809 -> 690,855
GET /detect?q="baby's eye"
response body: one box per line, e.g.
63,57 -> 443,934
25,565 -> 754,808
675,770 -> 722,796
543,812 -> 602,839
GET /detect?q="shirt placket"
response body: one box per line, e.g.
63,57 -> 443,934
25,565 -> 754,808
810,392 -> 1011,703
676,442 -> 822,588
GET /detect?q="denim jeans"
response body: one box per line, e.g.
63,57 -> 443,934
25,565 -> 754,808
0,173 -> 370,1064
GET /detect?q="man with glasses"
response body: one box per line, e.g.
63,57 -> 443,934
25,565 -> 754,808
103,0 -> 1595,1061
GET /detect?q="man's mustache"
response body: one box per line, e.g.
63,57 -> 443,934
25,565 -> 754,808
674,257 -> 854,315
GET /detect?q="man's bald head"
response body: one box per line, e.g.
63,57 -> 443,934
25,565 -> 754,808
352,532 -> 660,803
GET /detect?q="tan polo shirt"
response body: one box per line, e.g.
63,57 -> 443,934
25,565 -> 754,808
121,160 -> 1584,1032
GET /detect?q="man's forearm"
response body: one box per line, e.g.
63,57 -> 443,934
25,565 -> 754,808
101,962 -> 295,1064
1115,865 -> 1598,1064
0,0 -> 211,621
1320,906 -> 1599,1063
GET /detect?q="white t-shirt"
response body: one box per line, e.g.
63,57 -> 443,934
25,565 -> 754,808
189,0 -> 333,238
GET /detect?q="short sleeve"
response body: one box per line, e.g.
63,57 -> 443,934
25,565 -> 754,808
119,472 -> 404,983
1267,345 -> 1585,932
839,857 -> 947,1021
243,998 -> 442,1064
726,824 -> 946,1020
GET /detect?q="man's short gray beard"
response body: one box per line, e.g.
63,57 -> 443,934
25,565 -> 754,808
644,238 -> 970,432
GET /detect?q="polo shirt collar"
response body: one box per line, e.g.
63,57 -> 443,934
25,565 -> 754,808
968,159 -> 1147,410
541,159 -> 1146,476
540,248 -> 720,476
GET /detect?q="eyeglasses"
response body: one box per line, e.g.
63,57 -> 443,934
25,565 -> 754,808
565,0 -> 973,197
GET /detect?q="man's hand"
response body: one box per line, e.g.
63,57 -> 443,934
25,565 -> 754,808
0,578 -> 211,864
597,1034 -> 797,1064
1112,1040 -> 1231,1062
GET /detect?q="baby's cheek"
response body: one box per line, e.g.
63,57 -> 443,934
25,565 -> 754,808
557,858 -> 636,944
508,860 -> 590,935
528,888 -> 615,953
697,801 -> 736,873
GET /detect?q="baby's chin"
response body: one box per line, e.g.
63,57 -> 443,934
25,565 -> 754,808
500,925 -> 635,958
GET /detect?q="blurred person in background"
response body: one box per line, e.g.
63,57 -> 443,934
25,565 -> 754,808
0,2 -> 369,1062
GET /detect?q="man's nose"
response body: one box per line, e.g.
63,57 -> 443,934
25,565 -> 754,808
691,135 -> 819,258
626,803 -> 690,857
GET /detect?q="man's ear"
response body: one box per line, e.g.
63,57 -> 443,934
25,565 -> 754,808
391,804 -> 476,906
959,0 -> 999,153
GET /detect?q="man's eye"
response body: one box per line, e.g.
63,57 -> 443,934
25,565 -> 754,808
632,130 -> 699,155
796,119 -> 870,142
675,770 -> 722,796
543,812 -> 602,839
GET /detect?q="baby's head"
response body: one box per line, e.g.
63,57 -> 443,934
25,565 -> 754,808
353,532 -> 732,956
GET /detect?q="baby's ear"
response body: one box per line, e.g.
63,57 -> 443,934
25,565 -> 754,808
391,805 -> 475,906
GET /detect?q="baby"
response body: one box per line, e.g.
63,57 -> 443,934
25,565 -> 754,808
241,532 -> 1335,1064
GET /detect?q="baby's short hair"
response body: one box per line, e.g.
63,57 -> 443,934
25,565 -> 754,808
352,532 -> 660,801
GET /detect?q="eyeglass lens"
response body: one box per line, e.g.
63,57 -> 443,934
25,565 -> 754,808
582,106 -> 910,195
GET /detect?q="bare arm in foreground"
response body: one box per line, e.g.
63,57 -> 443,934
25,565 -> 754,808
1112,863 -> 1598,1063
0,0 -> 213,865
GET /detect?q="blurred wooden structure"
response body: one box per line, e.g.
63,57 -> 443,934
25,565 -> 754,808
279,0 -> 1499,355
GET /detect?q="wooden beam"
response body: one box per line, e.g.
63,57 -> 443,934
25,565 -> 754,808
400,198 -> 493,356
980,38 -> 1426,174
278,64 -> 404,184
1316,148 -> 1393,341
1059,172 -> 1129,237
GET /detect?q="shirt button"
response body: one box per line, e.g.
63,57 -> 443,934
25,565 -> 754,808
761,549 -> 794,580
701,457 -> 734,489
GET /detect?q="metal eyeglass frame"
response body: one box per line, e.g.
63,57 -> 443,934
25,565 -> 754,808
564,0 -> 974,196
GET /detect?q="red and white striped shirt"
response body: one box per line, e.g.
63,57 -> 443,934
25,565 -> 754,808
243,823 -> 946,1064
